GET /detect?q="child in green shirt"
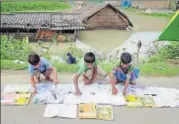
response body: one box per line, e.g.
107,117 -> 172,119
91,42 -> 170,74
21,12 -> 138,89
73,52 -> 108,95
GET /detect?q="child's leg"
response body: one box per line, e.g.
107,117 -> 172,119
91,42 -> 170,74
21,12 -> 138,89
129,68 -> 140,85
33,70 -> 41,83
42,68 -> 53,82
97,66 -> 108,77
83,69 -> 93,85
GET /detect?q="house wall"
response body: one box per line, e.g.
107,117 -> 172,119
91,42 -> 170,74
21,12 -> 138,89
87,7 -> 128,29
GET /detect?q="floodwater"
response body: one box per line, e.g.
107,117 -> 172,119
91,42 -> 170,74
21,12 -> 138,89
30,10 -> 170,54
77,10 -> 170,53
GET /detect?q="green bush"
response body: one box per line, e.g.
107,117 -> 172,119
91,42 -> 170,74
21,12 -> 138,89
1,35 -> 33,61
158,41 -> 179,59
148,41 -> 179,62
2,1 -> 71,13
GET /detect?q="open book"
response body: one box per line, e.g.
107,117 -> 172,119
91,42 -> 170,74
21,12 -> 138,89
44,104 -> 77,118
97,105 -> 113,121
78,104 -> 97,119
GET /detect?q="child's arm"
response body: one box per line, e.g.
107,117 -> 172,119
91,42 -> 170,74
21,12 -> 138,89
110,71 -> 118,95
123,73 -> 130,95
123,65 -> 134,95
90,66 -> 97,83
30,76 -> 37,93
28,65 -> 37,93
73,73 -> 82,95
50,66 -> 59,84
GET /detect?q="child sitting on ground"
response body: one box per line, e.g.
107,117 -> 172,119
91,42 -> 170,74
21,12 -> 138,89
73,52 -> 108,95
28,53 -> 59,93
110,52 -> 139,95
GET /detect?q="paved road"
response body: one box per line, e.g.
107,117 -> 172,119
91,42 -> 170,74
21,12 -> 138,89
1,70 -> 179,124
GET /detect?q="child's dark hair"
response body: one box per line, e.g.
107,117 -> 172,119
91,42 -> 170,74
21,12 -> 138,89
28,53 -> 40,66
84,52 -> 95,63
120,52 -> 132,64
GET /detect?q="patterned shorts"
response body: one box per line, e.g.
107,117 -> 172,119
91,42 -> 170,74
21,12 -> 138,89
113,68 -> 140,82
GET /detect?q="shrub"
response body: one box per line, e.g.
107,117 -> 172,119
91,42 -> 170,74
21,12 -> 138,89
1,35 -> 33,61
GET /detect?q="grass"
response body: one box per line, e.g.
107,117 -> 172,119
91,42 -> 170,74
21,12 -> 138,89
2,59 -> 179,77
1,1 -> 71,13
121,7 -> 174,18
1,60 -> 28,70
140,12 -> 174,18
138,61 -> 179,77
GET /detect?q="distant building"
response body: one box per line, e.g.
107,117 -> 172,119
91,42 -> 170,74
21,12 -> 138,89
74,4 -> 133,30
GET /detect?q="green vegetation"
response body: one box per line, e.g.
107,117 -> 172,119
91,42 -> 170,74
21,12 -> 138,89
141,12 -> 174,18
1,35 -> 32,61
139,41 -> 179,76
1,35 -> 179,77
2,59 -> 179,76
138,61 -> 179,77
1,1 -> 71,13
122,7 -> 174,18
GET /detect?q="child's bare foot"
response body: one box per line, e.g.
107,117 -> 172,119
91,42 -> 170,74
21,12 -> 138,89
112,87 -> 118,95
33,88 -> 37,94
45,76 -> 53,82
53,80 -> 59,84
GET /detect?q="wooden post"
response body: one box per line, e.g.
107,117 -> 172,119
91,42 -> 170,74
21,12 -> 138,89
17,29 -> 20,38
137,40 -> 142,64
7,30 -> 9,39
73,30 -> 77,42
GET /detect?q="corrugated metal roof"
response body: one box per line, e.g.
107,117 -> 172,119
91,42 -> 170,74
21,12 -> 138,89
1,12 -> 85,30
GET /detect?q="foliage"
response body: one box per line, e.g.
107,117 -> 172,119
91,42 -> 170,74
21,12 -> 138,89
148,41 -> 179,62
1,1 -> 71,13
2,59 -> 179,76
62,43 -> 83,61
1,35 -> 33,61
158,41 -> 179,59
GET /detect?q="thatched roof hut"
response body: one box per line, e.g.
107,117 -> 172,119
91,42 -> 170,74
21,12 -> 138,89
74,4 -> 133,30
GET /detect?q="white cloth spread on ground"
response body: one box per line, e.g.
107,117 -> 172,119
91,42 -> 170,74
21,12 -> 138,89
2,83 -> 179,108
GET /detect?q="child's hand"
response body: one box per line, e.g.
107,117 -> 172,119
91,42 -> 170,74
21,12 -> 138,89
123,90 -> 127,96
53,79 -> 59,84
112,87 -> 118,95
33,88 -> 37,94
84,79 -> 92,85
75,88 -> 82,96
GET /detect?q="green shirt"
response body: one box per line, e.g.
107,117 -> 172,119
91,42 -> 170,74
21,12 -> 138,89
76,57 -> 99,75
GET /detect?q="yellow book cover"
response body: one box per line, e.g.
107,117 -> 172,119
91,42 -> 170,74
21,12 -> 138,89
78,104 -> 97,119
97,105 -> 113,121
15,93 -> 31,105
141,97 -> 155,108
126,95 -> 143,107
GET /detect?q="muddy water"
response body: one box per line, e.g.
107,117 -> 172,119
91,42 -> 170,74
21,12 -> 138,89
77,10 -> 170,53
29,11 -> 170,54
77,29 -> 132,53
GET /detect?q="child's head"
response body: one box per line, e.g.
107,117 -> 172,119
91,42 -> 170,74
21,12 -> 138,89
84,52 -> 95,69
28,53 -> 40,67
120,52 -> 132,68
